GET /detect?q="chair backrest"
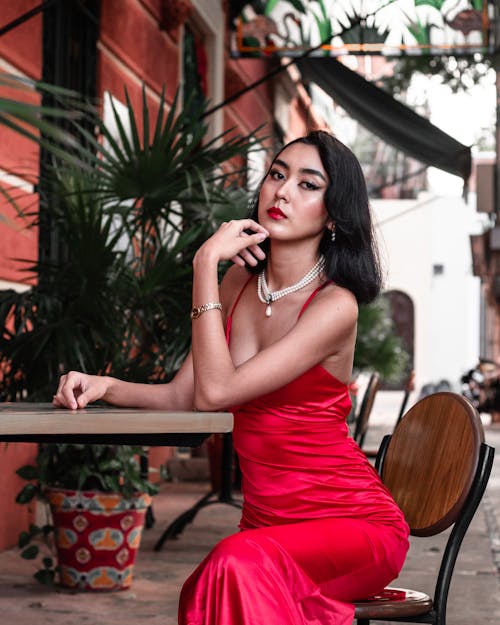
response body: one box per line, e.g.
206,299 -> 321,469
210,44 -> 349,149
379,392 -> 485,536
353,372 -> 380,448
375,391 -> 494,619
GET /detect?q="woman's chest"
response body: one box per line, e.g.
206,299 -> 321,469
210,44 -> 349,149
228,300 -> 302,366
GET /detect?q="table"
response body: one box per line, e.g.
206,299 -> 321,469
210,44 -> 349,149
0,402 -> 233,447
0,403 -> 239,547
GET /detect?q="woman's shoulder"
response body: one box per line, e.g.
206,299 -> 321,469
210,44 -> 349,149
221,264 -> 254,290
305,280 -> 358,326
319,280 -> 358,309
220,265 -> 254,310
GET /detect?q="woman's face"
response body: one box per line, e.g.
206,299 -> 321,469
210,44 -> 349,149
258,142 -> 332,243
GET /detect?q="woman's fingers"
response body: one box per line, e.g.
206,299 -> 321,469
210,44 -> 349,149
220,218 -> 267,236
232,228 -> 267,266
249,242 -> 266,261
53,371 -> 102,410
230,254 -> 246,267
53,372 -> 83,410
195,219 -> 269,265
231,245 -> 265,267
210,220 -> 268,262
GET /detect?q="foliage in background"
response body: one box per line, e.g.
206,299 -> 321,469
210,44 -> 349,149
355,296 -> 409,384
0,80 -> 258,400
381,54 -> 494,95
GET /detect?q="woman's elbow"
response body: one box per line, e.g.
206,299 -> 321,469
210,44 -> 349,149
193,386 -> 228,412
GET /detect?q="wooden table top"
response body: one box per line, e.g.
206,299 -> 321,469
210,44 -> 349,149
0,403 -> 233,446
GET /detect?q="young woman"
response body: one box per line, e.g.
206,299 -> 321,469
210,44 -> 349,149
54,130 -> 409,625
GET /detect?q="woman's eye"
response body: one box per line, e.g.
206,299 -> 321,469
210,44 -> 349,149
302,181 -> 319,190
270,169 -> 285,180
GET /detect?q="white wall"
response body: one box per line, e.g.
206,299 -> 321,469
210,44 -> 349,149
371,192 -> 482,393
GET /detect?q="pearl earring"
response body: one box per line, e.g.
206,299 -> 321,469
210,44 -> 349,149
330,229 -> 336,242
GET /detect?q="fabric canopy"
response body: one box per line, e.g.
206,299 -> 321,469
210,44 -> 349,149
297,57 -> 472,185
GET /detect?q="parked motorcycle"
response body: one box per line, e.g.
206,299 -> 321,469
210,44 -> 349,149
461,360 -> 500,422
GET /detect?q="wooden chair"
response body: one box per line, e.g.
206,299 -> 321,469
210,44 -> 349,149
392,369 -> 416,432
362,370 -> 416,458
353,372 -> 380,448
354,391 -> 495,625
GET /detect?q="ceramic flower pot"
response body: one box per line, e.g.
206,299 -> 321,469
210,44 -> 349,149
46,488 -> 151,591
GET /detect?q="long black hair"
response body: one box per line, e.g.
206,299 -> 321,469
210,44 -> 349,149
248,130 -> 382,305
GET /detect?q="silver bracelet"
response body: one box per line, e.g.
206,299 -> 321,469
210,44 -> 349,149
190,302 -> 223,319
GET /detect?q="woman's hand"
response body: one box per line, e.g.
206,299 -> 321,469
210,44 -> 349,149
53,371 -> 111,410
197,219 -> 269,267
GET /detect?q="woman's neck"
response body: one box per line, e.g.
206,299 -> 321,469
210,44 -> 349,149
265,242 -> 322,292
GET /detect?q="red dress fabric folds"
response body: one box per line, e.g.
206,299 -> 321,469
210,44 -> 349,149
178,285 -> 409,624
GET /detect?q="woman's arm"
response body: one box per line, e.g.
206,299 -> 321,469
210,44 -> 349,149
191,220 -> 358,411
53,351 -> 195,410
53,220 -> 268,412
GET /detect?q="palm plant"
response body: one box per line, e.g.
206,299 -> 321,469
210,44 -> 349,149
0,77 -> 261,400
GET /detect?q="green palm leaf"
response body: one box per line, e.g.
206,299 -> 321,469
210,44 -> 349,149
0,77 -> 265,398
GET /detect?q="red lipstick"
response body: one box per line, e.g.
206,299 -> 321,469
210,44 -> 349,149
268,207 -> 286,220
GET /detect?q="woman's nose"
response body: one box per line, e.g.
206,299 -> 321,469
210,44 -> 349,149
275,180 -> 290,201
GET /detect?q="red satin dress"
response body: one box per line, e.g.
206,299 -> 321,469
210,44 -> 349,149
178,280 -> 409,625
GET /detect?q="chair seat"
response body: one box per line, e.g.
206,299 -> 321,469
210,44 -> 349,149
354,587 -> 433,619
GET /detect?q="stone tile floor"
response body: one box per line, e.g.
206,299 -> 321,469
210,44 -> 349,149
0,481 -> 239,625
0,392 -> 499,624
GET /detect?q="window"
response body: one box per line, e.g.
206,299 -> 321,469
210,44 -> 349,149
183,1 -> 224,140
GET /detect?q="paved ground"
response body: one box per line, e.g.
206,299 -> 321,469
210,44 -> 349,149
0,391 -> 499,624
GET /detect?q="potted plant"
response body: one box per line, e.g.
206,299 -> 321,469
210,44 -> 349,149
15,443 -> 158,590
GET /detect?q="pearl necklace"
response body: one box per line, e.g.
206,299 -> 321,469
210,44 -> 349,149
257,256 -> 326,318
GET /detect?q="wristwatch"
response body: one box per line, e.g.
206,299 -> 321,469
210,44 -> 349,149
190,302 -> 223,319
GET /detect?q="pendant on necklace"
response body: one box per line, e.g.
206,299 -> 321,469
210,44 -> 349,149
265,297 -> 272,318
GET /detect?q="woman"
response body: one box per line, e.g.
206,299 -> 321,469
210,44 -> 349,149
54,130 -> 409,624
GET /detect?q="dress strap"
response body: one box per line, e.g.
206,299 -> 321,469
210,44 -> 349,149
225,274 -> 254,343
298,282 -> 329,318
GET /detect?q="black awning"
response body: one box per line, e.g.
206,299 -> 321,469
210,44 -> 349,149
297,57 -> 471,185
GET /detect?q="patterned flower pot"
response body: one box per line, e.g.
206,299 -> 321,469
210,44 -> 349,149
46,488 -> 151,591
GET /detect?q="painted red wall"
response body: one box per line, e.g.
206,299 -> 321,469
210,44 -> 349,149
0,1 -> 42,78
224,57 -> 275,139
0,0 -> 278,551
0,444 -> 37,551
0,1 -> 42,551
100,0 -> 179,99
0,189 -> 38,284
0,1 -> 41,284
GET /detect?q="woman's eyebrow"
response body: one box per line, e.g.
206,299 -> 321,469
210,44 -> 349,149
301,167 -> 327,181
273,158 -> 289,170
273,158 -> 327,182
